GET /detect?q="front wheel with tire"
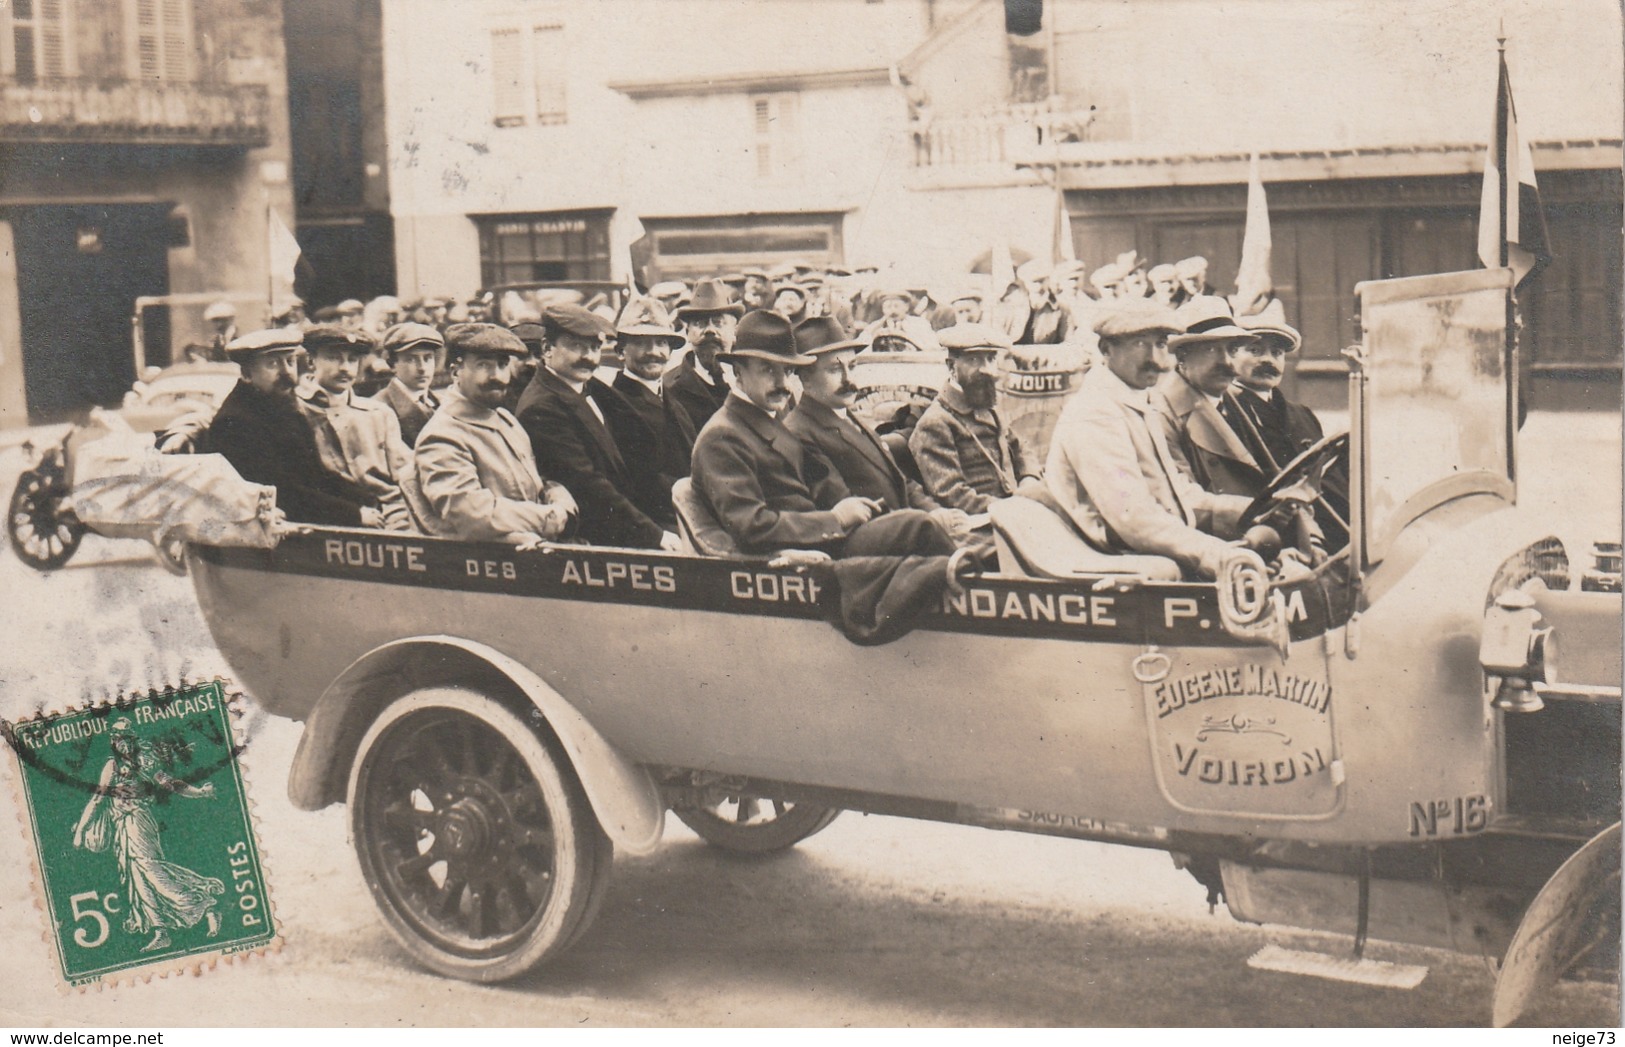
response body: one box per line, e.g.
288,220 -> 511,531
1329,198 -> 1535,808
674,794 -> 841,854
347,687 -> 612,982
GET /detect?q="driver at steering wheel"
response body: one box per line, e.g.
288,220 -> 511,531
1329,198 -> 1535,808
1045,300 -> 1275,581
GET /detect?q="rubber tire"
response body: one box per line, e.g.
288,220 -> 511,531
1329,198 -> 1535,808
7,466 -> 84,571
347,687 -> 612,982
674,798 -> 841,855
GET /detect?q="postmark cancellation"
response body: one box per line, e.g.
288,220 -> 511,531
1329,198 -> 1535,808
3,680 -> 279,987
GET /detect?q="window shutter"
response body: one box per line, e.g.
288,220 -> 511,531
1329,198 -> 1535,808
37,0 -> 66,78
753,98 -> 773,179
531,24 -> 567,124
161,0 -> 189,81
491,28 -> 526,125
752,94 -> 800,181
135,0 -> 160,78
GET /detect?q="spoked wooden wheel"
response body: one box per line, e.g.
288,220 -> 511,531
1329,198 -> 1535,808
348,688 -> 611,982
674,793 -> 841,854
7,464 -> 85,571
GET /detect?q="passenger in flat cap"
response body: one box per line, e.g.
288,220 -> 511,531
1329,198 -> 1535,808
372,323 -> 442,447
667,278 -> 742,430
1045,300 -> 1258,580
414,323 -> 579,544
596,298 -> 696,535
297,325 -> 425,531
690,311 -> 954,559
908,323 -> 1037,515
208,328 -> 383,528
514,305 -> 678,550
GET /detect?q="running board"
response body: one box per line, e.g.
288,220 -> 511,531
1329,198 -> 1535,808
1247,944 -> 1429,989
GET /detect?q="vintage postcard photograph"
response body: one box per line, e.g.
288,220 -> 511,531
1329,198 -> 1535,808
0,0 -> 1619,1030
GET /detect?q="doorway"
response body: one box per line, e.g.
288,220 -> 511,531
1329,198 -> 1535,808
5,203 -> 173,420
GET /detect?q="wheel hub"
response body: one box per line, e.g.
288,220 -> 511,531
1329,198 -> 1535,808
437,794 -> 499,859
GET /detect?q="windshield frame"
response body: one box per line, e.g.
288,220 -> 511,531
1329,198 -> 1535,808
1352,267 -> 1518,568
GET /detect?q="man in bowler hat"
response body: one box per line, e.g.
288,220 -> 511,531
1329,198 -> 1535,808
690,311 -> 953,559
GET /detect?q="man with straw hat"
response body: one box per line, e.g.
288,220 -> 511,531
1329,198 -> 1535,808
1152,296 -> 1270,499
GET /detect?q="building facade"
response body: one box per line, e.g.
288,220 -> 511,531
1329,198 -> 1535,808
380,0 -> 1621,409
0,0 -> 297,426
896,0 -> 1624,408
381,0 -> 951,296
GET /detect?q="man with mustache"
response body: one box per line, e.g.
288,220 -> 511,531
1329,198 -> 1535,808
1151,296 -> 1270,499
207,327 -> 382,527
1221,310 -> 1323,474
595,297 -> 696,537
297,324 -> 424,531
415,323 -> 577,544
909,323 -> 1036,515
1045,300 -> 1255,580
666,278 -> 741,430
515,304 -> 677,550
691,311 -> 953,558
785,317 -> 971,546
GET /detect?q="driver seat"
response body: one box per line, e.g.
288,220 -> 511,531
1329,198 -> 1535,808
989,490 -> 1181,582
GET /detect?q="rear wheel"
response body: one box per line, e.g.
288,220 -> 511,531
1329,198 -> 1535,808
674,794 -> 841,854
8,463 -> 85,571
348,687 -> 611,982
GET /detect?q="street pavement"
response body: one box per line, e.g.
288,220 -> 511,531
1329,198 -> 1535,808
0,416 -> 1618,1027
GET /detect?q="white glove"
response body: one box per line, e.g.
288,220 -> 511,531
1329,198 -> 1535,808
658,530 -> 683,552
831,496 -> 881,532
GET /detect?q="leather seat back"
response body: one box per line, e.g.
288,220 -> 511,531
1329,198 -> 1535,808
989,495 -> 1181,581
671,477 -> 745,558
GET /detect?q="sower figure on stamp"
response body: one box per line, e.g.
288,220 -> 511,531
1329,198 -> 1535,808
72,718 -> 224,953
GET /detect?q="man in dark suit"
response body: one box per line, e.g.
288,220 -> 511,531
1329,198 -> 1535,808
690,311 -> 952,558
1222,312 -> 1323,472
208,327 -> 382,528
666,278 -> 741,429
371,322 -> 442,447
1153,296 -> 1270,499
597,298 -> 695,533
1225,309 -> 1348,547
515,304 -> 677,550
785,316 -> 972,545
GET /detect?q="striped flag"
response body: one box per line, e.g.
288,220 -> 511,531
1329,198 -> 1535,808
1476,50 -> 1551,287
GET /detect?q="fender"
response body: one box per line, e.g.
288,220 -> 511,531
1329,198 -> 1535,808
287,635 -> 665,855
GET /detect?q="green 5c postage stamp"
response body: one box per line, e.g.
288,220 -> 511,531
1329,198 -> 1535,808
4,681 -> 277,986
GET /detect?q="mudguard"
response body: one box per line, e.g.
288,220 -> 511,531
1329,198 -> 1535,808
1492,822 -> 1621,1027
287,635 -> 665,855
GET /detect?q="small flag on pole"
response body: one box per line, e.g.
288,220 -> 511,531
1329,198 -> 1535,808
1232,152 -> 1273,317
1477,45 -> 1551,287
268,208 -> 302,288
1052,188 -> 1076,264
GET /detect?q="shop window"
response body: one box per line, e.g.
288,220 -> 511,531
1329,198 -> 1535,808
475,211 -> 611,287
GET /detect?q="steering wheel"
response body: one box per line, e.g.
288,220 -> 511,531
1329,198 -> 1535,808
1238,432 -> 1350,551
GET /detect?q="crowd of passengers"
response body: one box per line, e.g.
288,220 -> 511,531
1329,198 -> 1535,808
192,260 -> 1327,582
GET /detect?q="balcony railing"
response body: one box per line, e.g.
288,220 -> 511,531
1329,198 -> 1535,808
910,103 -> 1101,170
0,79 -> 270,147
